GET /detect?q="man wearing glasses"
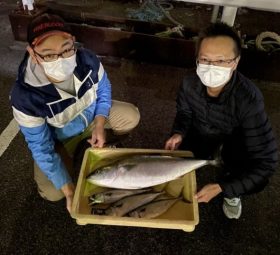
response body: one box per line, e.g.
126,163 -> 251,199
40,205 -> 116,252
165,23 -> 278,219
10,14 -> 140,213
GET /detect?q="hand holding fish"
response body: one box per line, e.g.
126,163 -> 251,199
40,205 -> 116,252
165,134 -> 183,150
87,116 -> 106,148
61,183 -> 75,214
195,183 -> 222,203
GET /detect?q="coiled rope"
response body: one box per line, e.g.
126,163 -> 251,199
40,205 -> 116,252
247,31 -> 280,53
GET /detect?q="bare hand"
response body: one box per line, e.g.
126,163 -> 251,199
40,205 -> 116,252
87,125 -> 105,148
164,134 -> 183,150
87,116 -> 106,148
61,183 -> 75,214
195,184 -> 222,203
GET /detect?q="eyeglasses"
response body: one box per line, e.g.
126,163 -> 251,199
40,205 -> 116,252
196,56 -> 238,66
34,44 -> 76,62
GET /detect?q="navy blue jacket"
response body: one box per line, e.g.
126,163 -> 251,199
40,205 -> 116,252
10,48 -> 111,189
172,71 -> 278,197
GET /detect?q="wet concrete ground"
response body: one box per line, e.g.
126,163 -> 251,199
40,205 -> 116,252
1,1 -> 280,255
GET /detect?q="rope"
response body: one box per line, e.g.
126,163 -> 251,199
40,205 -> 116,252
155,26 -> 184,38
255,31 -> 280,53
155,1 -> 184,27
127,0 -> 165,22
127,0 -> 183,27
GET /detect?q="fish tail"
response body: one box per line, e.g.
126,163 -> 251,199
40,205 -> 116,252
207,158 -> 222,167
209,144 -> 224,167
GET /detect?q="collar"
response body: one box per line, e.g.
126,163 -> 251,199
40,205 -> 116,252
18,49 -> 95,100
19,48 -> 94,87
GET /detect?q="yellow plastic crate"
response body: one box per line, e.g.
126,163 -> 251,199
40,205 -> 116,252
71,148 -> 199,232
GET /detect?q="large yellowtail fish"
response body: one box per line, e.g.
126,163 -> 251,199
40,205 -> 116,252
87,155 -> 217,189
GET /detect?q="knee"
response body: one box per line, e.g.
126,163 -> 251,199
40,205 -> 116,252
37,187 -> 65,202
124,104 -> 140,130
113,103 -> 140,134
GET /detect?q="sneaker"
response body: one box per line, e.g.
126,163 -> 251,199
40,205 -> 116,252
223,197 -> 242,219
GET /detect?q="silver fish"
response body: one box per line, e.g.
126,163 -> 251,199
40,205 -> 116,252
92,192 -> 163,217
128,197 -> 181,219
88,188 -> 151,205
87,155 -> 216,189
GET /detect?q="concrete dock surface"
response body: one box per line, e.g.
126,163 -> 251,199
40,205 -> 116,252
0,1 -> 280,254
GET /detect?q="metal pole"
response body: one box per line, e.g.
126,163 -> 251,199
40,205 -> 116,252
221,6 -> 238,26
211,5 -> 220,23
22,0 -> 34,11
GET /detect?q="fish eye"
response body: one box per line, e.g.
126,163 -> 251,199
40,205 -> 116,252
94,168 -> 101,174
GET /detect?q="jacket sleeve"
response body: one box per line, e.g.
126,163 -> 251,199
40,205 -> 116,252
171,80 -> 193,137
19,123 -> 72,190
219,94 -> 278,198
10,71 -> 72,189
94,62 -> 112,118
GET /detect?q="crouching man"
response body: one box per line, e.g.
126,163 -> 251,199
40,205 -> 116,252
10,14 -> 140,213
165,22 -> 278,219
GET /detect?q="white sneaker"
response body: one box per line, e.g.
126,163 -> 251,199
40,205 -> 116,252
223,197 -> 242,219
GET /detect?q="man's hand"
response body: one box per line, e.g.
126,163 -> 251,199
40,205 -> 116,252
195,184 -> 222,203
87,116 -> 106,148
61,183 -> 75,214
164,134 -> 183,150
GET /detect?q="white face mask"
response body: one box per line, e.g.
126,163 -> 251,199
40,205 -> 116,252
41,54 -> 77,81
196,63 -> 232,88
